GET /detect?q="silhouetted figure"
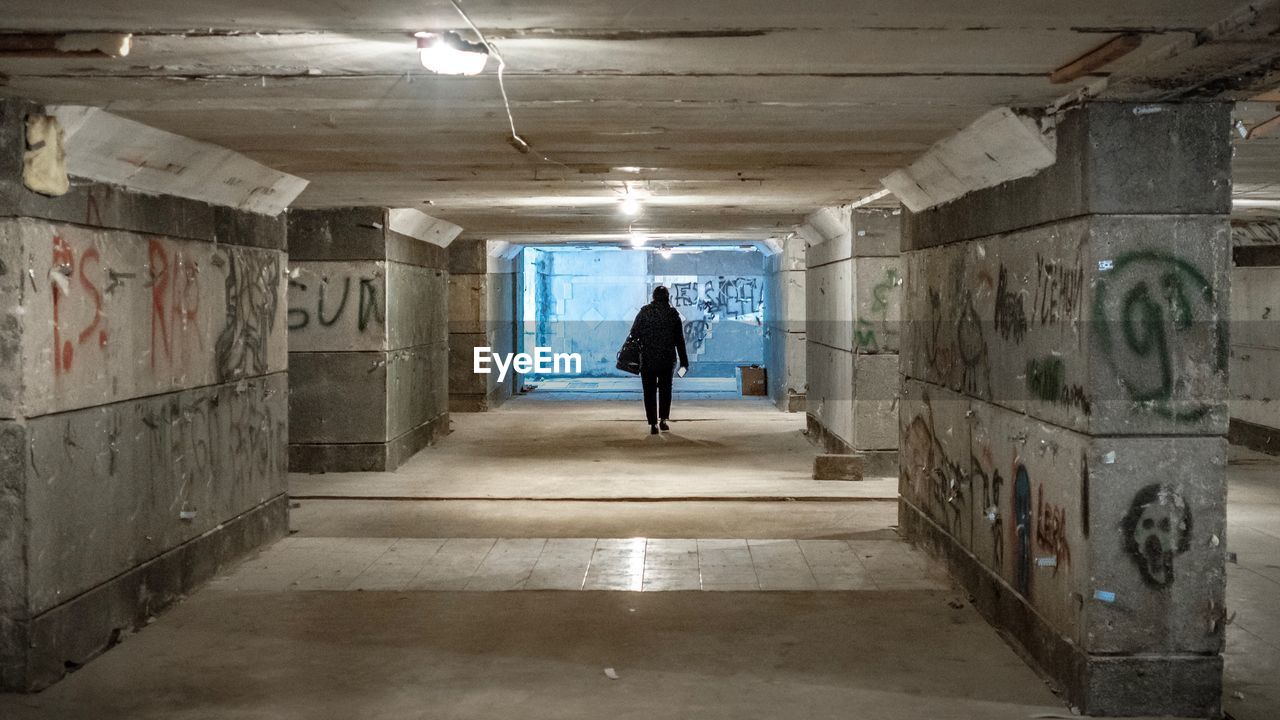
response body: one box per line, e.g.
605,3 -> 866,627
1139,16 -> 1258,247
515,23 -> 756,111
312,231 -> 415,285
627,286 -> 690,434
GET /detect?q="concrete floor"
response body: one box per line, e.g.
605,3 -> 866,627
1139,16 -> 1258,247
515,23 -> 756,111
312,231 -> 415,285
291,398 -> 899,500
289,499 -> 900,539
1,400 -> 1276,719
0,591 -> 1085,720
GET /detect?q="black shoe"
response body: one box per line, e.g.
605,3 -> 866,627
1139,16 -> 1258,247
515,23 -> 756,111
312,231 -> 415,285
650,425 -> 659,435
659,420 -> 670,431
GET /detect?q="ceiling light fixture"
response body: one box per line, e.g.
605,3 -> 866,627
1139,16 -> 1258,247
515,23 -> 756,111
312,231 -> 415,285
629,231 -> 649,248
620,195 -> 643,217
658,245 -> 674,259
435,0 -> 645,217
414,31 -> 489,75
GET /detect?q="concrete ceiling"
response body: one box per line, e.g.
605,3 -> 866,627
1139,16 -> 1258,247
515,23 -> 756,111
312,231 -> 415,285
2,1 -> 1279,239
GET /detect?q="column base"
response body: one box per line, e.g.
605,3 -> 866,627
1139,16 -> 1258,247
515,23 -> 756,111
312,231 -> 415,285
289,413 -> 450,472
775,392 -> 805,413
449,384 -> 512,413
805,414 -> 898,476
2,495 -> 288,692
899,498 -> 1222,717
806,413 -> 853,454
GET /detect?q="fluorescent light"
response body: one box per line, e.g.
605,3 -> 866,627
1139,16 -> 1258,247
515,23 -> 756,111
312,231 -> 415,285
1233,198 -> 1280,209
629,231 -> 649,248
658,246 -> 673,259
619,195 -> 643,217
415,31 -> 489,76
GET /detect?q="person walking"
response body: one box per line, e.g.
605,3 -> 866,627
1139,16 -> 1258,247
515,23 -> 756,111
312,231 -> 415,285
626,285 -> 690,435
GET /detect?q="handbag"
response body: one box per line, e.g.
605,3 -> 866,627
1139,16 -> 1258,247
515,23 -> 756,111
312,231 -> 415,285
616,334 -> 642,375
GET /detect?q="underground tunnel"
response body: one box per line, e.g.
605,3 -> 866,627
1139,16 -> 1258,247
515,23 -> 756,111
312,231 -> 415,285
1,2 -> 1280,719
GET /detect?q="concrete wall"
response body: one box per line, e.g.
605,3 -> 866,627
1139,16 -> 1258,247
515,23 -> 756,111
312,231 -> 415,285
0,98 -> 288,691
449,239 -> 517,412
287,208 -> 450,472
804,208 -> 902,475
519,247 -> 765,379
650,249 -> 765,377
1228,220 -> 1280,455
765,236 -> 805,411
898,102 -> 1231,717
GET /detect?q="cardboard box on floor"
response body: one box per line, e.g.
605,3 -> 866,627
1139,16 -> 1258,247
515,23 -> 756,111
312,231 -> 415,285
737,365 -> 767,396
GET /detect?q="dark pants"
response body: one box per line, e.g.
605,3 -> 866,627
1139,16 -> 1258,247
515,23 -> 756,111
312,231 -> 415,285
640,364 -> 674,426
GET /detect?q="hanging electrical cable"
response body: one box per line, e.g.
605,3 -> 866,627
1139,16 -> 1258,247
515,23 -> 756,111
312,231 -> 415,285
442,0 -> 636,203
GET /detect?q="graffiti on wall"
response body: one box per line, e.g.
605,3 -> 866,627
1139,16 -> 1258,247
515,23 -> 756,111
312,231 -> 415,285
1093,251 -> 1225,422
50,234 -> 108,375
29,379 -> 285,523
1034,484 -> 1071,571
1122,483 -> 1192,588
43,231 -> 281,391
956,292 -> 991,396
141,380 -> 285,490
147,238 -> 204,371
1025,356 -> 1092,415
993,265 -> 1028,344
855,267 -> 899,353
287,273 -> 384,333
663,275 -> 763,359
671,276 -> 761,320
1013,465 -> 1032,596
214,249 -> 281,382
1033,253 -> 1085,327
683,318 -> 713,354
901,398 -> 968,539
973,458 -> 1005,569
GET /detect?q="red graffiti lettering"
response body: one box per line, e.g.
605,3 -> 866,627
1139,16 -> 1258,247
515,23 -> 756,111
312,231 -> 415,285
1034,485 -> 1072,571
149,239 -> 170,368
51,235 -> 74,374
77,248 -> 107,348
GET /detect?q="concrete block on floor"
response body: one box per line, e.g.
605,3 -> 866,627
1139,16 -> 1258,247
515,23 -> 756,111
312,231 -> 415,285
814,453 -> 864,481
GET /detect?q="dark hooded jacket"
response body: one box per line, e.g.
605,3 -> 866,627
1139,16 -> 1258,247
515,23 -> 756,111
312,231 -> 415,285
628,292 -> 690,371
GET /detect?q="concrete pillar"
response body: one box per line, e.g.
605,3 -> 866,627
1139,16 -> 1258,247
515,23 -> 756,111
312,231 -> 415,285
804,206 -> 855,454
898,102 -> 1231,716
803,207 -> 903,475
448,239 -> 517,412
851,209 -> 902,475
1228,219 -> 1280,455
287,208 -> 451,472
0,98 -> 289,690
765,235 -> 806,411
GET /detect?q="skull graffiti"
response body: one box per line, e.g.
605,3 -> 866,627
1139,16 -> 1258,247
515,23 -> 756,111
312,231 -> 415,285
1121,484 -> 1192,588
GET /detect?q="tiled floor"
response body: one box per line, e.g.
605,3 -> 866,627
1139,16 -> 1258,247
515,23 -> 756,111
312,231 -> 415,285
214,537 -> 949,593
